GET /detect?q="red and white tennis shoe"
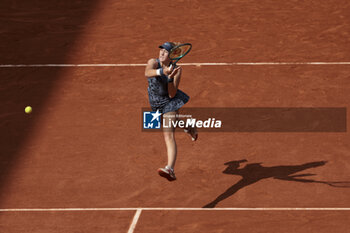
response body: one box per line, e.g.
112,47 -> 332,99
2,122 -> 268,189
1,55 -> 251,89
157,166 -> 176,181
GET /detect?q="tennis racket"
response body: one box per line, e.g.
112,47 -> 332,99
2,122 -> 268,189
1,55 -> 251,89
169,43 -> 192,67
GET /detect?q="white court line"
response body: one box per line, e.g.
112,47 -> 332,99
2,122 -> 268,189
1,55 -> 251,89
127,209 -> 142,233
1,62 -> 350,67
1,207 -> 350,212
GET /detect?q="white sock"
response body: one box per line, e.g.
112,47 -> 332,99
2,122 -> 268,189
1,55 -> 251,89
166,165 -> 174,172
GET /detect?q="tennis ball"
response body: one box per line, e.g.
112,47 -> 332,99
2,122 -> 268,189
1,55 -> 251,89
25,106 -> 32,114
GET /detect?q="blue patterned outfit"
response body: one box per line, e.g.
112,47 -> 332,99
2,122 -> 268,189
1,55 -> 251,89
147,59 -> 189,114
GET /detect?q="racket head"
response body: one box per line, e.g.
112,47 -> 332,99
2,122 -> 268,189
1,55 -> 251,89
169,43 -> 192,62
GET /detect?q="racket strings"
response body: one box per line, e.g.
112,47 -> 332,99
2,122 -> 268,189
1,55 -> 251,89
169,44 -> 191,60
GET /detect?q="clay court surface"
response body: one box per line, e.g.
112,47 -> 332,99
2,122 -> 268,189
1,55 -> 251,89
1,0 -> 350,232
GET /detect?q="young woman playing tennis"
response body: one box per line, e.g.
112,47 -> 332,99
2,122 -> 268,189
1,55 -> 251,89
145,42 -> 197,181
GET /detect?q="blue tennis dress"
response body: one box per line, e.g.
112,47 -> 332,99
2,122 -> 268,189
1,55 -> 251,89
147,59 -> 189,114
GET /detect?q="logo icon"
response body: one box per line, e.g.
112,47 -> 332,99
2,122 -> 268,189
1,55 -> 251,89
143,110 -> 162,129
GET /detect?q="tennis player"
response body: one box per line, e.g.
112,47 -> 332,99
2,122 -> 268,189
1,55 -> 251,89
145,42 -> 197,181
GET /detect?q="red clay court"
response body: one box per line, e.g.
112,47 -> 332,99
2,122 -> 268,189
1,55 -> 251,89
1,1 -> 350,232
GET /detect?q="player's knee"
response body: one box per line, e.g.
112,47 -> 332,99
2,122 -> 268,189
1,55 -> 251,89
163,132 -> 174,142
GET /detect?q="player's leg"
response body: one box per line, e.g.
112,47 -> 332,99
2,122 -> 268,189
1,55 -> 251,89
158,111 -> 177,180
163,111 -> 177,169
178,109 -> 198,141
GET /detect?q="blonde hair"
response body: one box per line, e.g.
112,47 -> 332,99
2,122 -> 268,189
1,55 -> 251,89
171,42 -> 181,47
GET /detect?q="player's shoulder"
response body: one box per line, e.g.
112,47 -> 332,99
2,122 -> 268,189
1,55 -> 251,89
146,58 -> 158,69
147,58 -> 158,65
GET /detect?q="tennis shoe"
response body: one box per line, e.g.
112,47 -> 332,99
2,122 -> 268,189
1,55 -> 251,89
157,166 -> 176,181
184,128 -> 198,141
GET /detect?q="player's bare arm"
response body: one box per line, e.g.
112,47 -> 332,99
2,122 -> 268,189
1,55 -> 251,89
145,58 -> 174,78
144,58 -> 158,77
168,66 -> 182,98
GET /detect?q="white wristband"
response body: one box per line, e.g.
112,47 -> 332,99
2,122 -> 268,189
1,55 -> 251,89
156,68 -> 164,76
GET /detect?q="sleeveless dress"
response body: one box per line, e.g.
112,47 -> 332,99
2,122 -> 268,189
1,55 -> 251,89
147,59 -> 190,114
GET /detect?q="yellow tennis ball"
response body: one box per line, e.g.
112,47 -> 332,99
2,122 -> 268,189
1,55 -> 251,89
25,106 -> 32,114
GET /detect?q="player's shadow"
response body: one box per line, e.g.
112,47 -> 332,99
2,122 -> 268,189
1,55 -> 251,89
203,160 -> 350,208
